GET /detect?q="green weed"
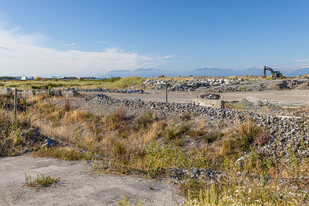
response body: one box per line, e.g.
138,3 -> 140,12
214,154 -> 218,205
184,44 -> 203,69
25,173 -> 60,188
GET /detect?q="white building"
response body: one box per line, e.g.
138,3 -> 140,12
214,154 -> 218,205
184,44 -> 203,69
21,76 -> 34,81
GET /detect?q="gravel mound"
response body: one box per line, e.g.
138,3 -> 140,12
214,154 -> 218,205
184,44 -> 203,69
85,94 -> 309,161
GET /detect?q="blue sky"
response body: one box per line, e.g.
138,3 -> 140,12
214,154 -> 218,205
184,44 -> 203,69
0,0 -> 308,76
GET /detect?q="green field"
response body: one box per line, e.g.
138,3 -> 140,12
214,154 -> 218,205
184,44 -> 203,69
0,76 -> 145,90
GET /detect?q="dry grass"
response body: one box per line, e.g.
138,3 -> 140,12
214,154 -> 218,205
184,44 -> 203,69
232,119 -> 262,151
1,95 -> 307,205
34,147 -> 92,160
140,121 -> 167,144
219,139 -> 231,156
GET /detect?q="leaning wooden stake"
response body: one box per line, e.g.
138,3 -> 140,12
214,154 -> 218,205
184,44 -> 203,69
165,83 -> 168,103
14,88 -> 17,124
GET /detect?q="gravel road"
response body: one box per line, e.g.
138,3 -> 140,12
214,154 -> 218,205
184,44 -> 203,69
0,156 -> 183,206
106,89 -> 309,106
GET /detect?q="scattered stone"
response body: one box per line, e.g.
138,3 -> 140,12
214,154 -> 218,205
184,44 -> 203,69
86,93 -> 309,161
41,138 -> 57,148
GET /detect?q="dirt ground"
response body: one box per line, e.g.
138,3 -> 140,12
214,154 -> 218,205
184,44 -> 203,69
0,156 -> 183,206
106,89 -> 309,107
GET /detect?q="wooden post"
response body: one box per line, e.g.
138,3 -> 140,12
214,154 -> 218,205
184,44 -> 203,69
14,88 -> 17,123
165,83 -> 168,104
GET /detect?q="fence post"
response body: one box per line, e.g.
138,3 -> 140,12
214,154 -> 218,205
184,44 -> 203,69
14,88 -> 17,123
165,83 -> 168,104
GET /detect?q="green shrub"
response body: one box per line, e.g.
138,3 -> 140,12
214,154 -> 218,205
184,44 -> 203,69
145,142 -> 187,175
166,124 -> 189,140
136,111 -> 153,130
25,173 -> 60,188
117,192 -> 143,206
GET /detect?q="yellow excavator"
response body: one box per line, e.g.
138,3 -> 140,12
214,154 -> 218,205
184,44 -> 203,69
263,66 -> 283,79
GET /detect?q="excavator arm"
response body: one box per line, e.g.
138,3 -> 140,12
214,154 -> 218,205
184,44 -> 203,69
264,66 -> 282,78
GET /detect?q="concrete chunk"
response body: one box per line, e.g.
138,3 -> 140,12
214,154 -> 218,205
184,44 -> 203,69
63,90 -> 78,98
192,98 -> 224,109
20,90 -> 34,98
0,88 -> 12,95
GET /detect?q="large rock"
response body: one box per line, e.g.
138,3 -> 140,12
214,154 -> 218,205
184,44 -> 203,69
20,90 -> 34,98
243,96 -> 269,106
50,89 -> 62,96
192,98 -> 224,109
36,90 -> 48,96
0,88 -> 12,95
63,90 -> 78,98
267,81 -> 291,90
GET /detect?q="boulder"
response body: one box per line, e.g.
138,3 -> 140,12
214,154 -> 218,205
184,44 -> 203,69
50,89 -> 62,96
243,96 -> 269,106
20,90 -> 34,98
63,90 -> 78,98
36,90 -> 48,96
0,88 -> 12,95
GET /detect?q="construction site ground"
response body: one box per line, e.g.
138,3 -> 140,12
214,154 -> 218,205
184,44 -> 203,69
107,89 -> 309,107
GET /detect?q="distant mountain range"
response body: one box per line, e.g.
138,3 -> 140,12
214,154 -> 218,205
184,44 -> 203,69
103,68 -> 175,78
102,67 -> 309,78
288,67 -> 309,76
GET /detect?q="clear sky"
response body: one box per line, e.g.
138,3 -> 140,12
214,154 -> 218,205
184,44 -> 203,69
0,0 -> 308,76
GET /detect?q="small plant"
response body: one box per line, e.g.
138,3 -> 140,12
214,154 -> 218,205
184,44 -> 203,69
181,113 -> 192,121
112,140 -> 129,163
166,124 -> 177,140
114,107 -> 127,122
219,139 -> 231,156
202,133 -> 217,143
166,124 -> 189,140
145,142 -> 187,176
10,121 -> 21,145
64,99 -> 70,111
48,85 -> 52,96
105,114 -> 117,131
136,111 -> 153,130
25,172 -> 60,188
33,147 -> 91,160
117,192 -> 142,206
255,130 -> 269,147
188,130 -> 204,138
234,120 -> 261,151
